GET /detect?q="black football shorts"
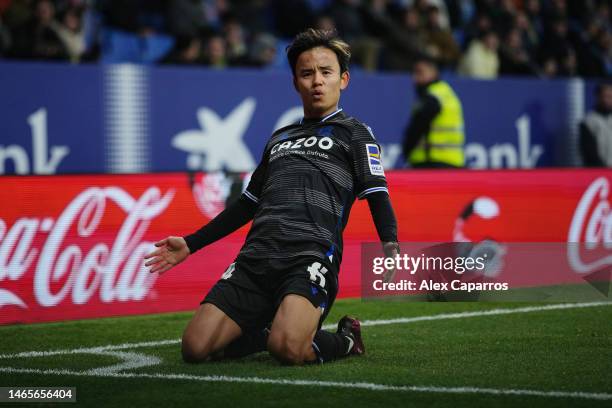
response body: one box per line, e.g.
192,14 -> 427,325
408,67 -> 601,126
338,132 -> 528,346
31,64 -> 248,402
202,257 -> 338,332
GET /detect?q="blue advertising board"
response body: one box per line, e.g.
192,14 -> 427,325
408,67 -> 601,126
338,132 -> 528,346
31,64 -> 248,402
0,61 -> 593,174
0,62 -> 104,174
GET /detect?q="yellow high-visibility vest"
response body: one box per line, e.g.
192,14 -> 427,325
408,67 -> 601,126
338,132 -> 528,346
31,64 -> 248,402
409,81 -> 465,167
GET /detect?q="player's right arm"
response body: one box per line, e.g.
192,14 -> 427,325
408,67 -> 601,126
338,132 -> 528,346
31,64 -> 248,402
144,149 -> 269,275
143,197 -> 257,275
143,236 -> 190,275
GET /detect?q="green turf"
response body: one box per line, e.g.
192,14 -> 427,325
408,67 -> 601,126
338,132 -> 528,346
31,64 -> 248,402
1,300 -> 611,407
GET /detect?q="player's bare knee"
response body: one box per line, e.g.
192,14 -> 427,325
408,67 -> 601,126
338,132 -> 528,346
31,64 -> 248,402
181,333 -> 211,363
181,346 -> 200,363
181,339 -> 202,363
270,345 -> 305,365
267,332 -> 308,365
266,331 -> 282,355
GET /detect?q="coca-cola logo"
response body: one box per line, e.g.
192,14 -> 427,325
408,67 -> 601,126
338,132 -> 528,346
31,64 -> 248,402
567,177 -> 612,273
0,186 -> 174,308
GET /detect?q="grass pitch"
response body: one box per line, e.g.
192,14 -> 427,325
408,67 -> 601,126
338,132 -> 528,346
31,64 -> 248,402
1,299 -> 611,407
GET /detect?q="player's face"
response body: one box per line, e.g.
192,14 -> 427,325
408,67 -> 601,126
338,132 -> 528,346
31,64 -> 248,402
294,46 -> 349,119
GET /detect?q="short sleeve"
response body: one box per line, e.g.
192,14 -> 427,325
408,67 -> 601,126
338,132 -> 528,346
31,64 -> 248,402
243,150 -> 269,204
350,123 -> 389,200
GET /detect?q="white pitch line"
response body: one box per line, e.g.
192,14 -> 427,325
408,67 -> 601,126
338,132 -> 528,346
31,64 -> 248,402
1,301 -> 611,359
83,351 -> 161,375
0,366 -> 611,401
348,300 -> 612,329
1,301 -> 611,401
0,339 -> 179,359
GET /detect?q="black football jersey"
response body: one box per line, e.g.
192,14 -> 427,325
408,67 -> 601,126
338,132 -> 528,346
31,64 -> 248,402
237,109 -> 388,269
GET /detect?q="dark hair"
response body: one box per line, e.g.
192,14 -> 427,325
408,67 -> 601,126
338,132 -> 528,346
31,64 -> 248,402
286,28 -> 351,76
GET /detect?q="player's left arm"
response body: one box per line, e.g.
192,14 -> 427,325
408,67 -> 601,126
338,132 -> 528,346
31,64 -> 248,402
367,192 -> 400,283
350,122 -> 400,282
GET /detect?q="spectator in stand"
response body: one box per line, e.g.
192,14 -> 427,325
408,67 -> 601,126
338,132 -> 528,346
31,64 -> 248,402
540,16 -> 575,73
538,52 -> 558,78
580,83 -> 612,167
229,31 -> 277,68
489,0 -> 516,36
325,0 -> 380,70
514,10 -> 539,57
160,35 -> 202,65
463,12 -> 492,49
50,5 -> 85,62
0,13 -> 11,56
498,27 -> 537,76
524,0 -> 544,36
222,16 -> 247,64
593,28 -> 612,76
412,0 -> 450,30
202,33 -> 226,68
458,29 -> 499,79
166,0 -> 206,38
422,4 -> 460,68
0,0 -> 609,78
595,1 -> 611,32
9,0 -> 68,60
366,5 -> 425,71
574,16 -> 609,78
558,47 -> 578,77
245,32 -> 277,68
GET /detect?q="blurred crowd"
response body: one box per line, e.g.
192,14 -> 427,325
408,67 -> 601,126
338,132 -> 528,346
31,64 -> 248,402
0,0 -> 610,78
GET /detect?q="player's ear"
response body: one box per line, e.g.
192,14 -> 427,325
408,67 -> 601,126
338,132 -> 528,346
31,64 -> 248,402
293,76 -> 299,91
340,70 -> 350,91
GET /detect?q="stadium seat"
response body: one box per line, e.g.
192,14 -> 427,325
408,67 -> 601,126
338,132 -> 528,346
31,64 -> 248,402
101,29 -> 175,64
141,34 -> 175,64
100,29 -> 142,63
453,29 -> 465,49
272,39 -> 291,69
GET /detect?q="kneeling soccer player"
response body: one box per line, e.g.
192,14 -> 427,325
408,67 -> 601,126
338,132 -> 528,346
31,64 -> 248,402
144,28 -> 399,365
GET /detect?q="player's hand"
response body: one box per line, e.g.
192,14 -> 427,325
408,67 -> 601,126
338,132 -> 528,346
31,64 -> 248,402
382,241 -> 400,283
143,236 -> 190,276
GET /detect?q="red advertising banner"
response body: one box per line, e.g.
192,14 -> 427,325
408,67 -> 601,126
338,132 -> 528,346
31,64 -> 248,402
0,170 -> 610,324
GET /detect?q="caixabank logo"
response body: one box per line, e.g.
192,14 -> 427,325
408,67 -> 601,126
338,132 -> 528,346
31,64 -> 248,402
0,108 -> 70,175
171,98 -> 258,172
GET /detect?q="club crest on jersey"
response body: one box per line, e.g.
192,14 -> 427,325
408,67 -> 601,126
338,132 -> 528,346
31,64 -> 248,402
366,143 -> 384,176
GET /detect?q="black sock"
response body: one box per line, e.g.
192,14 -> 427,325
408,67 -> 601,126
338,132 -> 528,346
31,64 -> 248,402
222,328 -> 269,359
312,330 -> 353,363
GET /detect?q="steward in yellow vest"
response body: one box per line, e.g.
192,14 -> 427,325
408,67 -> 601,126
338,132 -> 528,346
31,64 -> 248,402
403,57 -> 465,168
